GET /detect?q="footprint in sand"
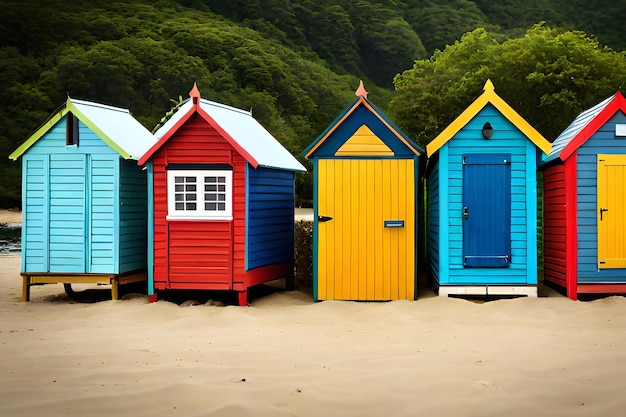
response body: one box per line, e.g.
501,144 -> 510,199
469,380 -> 498,390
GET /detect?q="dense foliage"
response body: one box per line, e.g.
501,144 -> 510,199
0,0 -> 624,207
390,25 -> 626,146
294,220 -> 313,294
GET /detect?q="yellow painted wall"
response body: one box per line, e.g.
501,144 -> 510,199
597,154 -> 626,268
335,125 -> 393,156
317,158 -> 415,300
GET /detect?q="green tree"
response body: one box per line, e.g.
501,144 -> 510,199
390,25 -> 626,146
405,0 -> 494,53
345,1 -> 427,87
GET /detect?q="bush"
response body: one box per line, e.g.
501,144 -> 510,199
294,220 -> 313,294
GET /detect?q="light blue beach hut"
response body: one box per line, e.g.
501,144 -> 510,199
425,81 -> 551,297
9,97 -> 156,301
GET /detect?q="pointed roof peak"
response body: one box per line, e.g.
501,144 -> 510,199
355,80 -> 368,98
189,83 -> 201,101
426,79 -> 551,156
546,90 -> 626,162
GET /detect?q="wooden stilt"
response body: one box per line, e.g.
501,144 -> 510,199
237,290 -> 248,306
18,271 -> 146,302
111,279 -> 119,301
21,276 -> 30,302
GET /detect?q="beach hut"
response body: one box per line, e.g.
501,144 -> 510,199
9,97 -> 156,301
303,81 -> 424,301
542,91 -> 626,300
138,84 -> 306,306
425,80 -> 551,297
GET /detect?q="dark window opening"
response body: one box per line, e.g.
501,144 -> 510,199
66,112 -> 79,146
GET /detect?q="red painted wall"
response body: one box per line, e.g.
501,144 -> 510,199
152,113 -> 247,290
543,164 -> 567,288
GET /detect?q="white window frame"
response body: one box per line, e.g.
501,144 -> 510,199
167,169 -> 233,220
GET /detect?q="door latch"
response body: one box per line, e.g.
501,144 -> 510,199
463,206 -> 469,220
318,215 -> 333,223
600,208 -> 608,221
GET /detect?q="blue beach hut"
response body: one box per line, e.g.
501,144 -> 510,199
9,97 -> 156,301
425,80 -> 551,297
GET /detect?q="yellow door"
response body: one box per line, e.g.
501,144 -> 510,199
316,159 -> 415,300
597,154 -> 626,268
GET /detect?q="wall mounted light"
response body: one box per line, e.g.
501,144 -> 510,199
482,122 -> 494,139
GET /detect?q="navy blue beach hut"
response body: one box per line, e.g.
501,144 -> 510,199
9,97 -> 156,301
425,80 -> 551,297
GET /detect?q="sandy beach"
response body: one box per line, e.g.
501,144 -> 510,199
0,208 -> 22,226
2,209 -> 626,416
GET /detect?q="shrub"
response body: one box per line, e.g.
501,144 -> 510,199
294,220 -> 313,294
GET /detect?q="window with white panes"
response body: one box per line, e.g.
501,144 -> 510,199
167,169 -> 232,219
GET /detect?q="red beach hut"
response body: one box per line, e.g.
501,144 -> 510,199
139,84 -> 306,305
542,91 -> 626,300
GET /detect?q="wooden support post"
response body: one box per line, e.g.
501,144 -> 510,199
21,276 -> 30,302
238,290 -> 248,306
111,279 -> 119,301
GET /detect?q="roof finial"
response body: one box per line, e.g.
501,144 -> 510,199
355,80 -> 368,98
483,79 -> 495,92
189,82 -> 201,105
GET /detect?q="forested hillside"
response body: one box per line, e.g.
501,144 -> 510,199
1,0 -> 624,207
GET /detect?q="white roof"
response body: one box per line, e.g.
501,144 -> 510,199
154,98 -> 306,172
72,98 -> 157,160
544,94 -> 614,163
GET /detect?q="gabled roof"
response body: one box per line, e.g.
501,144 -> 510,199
426,80 -> 551,157
544,91 -> 626,163
303,83 -> 422,158
9,97 -> 156,160
139,84 -> 306,172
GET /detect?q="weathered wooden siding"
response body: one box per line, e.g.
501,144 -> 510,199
88,155 -> 116,273
542,164 -> 567,287
246,166 -> 295,270
21,117 -> 121,274
48,155 -> 87,272
22,156 -> 48,272
444,105 -> 536,285
316,158 -> 415,300
576,112 -> 626,283
118,158 -> 148,272
151,113 -> 246,289
426,158 -> 441,287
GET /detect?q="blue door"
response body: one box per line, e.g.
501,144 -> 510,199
462,154 -> 511,267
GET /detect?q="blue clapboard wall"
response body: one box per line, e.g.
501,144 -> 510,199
21,117 -> 147,274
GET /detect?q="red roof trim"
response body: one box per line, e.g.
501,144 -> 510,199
564,155 -> 578,300
560,92 -> 626,161
139,82 -> 260,167
138,107 -> 195,165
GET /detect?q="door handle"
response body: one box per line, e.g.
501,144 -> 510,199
318,215 -> 333,222
600,208 -> 608,221
463,206 -> 469,220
